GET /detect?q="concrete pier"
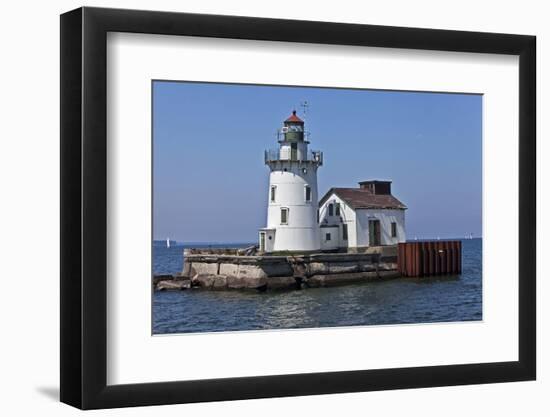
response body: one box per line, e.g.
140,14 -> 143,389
154,246 -> 400,291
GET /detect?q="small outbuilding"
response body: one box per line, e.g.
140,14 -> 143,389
318,180 -> 407,251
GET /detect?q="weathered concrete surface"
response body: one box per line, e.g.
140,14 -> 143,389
189,262 -> 219,276
328,262 -> 360,274
226,276 -> 268,290
192,274 -> 226,289
156,279 -> 191,291
266,276 -> 300,290
306,271 -> 379,287
154,246 -> 401,291
358,261 -> 377,272
378,270 -> 401,279
378,262 -> 398,271
308,262 -> 328,275
153,274 -> 175,286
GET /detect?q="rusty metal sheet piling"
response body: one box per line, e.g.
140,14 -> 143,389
397,240 -> 462,277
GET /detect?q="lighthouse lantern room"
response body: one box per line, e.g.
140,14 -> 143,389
259,111 -> 323,253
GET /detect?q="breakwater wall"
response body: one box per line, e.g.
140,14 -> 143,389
397,241 -> 462,277
155,246 -> 400,291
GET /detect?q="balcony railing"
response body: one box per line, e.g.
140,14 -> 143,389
264,149 -> 323,165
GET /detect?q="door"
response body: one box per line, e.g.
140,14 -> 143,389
259,232 -> 266,252
369,220 -> 381,246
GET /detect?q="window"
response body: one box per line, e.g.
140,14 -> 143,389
335,203 -> 341,216
391,222 -> 397,238
328,203 -> 334,216
342,224 -> 348,240
317,209 -> 320,223
270,186 -> 276,203
281,208 -> 289,225
305,185 -> 311,202
326,233 -> 331,241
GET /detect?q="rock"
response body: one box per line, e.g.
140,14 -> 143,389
212,275 -> 228,289
156,279 -> 191,291
305,272 -> 380,287
237,245 -> 258,256
328,262 -> 359,274
153,274 -> 175,286
226,276 -> 246,289
238,265 -> 265,279
191,263 -> 219,276
378,271 -> 401,279
358,262 -> 377,272
192,274 -> 217,288
305,275 -> 325,287
291,262 -> 307,278
266,276 -> 298,290
219,263 -> 271,279
378,262 -> 398,271
362,271 -> 379,280
219,263 -> 241,277
226,276 -> 268,289
310,253 -> 378,263
308,262 -> 328,275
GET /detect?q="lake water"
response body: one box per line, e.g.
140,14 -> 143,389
153,239 -> 482,334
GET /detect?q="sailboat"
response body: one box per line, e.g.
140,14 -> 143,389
166,238 -> 171,248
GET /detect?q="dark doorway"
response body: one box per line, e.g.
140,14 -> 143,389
369,220 -> 381,246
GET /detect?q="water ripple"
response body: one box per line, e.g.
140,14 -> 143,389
153,239 -> 482,334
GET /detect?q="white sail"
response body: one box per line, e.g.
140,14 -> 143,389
166,238 -> 170,248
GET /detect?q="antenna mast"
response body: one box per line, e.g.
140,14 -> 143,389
300,100 -> 309,122
300,101 -> 310,140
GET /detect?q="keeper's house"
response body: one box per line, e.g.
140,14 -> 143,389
318,180 -> 407,251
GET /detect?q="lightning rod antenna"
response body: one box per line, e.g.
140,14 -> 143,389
300,101 -> 309,122
300,101 -> 310,140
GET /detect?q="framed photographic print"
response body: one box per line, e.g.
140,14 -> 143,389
60,6 -> 536,409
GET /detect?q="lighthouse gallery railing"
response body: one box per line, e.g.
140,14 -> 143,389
264,149 -> 323,165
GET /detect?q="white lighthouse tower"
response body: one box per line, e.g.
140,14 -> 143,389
259,110 -> 323,253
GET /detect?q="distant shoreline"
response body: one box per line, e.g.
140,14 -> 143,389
153,237 -> 482,247
153,241 -> 256,247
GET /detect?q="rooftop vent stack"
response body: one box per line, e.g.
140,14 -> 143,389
358,180 -> 392,195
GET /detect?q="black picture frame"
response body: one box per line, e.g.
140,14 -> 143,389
60,6 -> 536,410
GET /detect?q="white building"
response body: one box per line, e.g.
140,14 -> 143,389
318,181 -> 407,251
259,111 -> 323,253
258,111 -> 406,253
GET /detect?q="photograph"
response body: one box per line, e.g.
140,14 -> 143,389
152,81 -> 482,334
0,0 -> 542,413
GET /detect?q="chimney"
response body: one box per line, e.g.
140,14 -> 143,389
358,180 -> 392,195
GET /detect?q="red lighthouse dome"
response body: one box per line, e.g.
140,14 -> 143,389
284,110 -> 304,124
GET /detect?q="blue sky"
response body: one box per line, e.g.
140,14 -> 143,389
153,81 -> 482,242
